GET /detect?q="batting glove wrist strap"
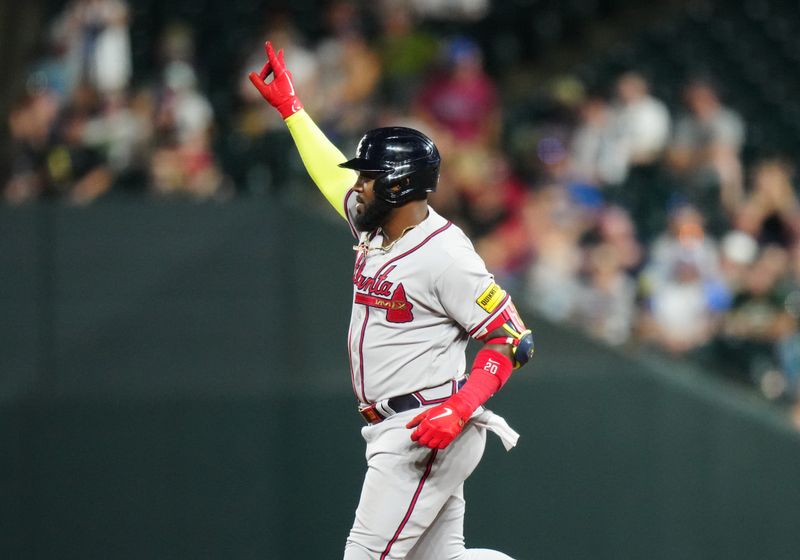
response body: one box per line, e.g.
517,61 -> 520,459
470,347 -> 513,389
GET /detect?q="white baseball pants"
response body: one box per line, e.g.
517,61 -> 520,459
343,409 -> 515,560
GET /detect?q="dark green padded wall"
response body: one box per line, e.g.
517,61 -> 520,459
2,201 -> 799,559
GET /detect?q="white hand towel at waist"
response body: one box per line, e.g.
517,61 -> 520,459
470,408 -> 520,451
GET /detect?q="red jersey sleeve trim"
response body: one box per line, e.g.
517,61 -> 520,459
468,293 -> 511,339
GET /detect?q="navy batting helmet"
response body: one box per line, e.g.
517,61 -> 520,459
339,127 -> 440,205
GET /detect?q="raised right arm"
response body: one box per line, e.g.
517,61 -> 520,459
248,41 -> 356,220
284,110 -> 356,220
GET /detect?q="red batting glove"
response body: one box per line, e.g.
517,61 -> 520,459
247,41 -> 304,119
406,399 -> 471,450
406,350 -> 513,449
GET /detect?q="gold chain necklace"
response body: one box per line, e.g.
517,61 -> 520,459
353,224 -> 417,256
378,224 -> 417,253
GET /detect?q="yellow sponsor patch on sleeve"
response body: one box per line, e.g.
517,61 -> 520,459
476,282 -> 506,313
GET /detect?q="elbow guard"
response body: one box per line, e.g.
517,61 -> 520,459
479,297 -> 534,369
487,329 -> 535,369
513,330 -> 535,368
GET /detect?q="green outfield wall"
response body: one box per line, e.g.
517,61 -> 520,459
2,200 -> 800,560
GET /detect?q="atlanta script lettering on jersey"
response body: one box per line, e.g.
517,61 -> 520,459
352,259 -> 414,323
353,259 -> 396,296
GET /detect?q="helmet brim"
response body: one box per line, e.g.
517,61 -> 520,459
338,158 -> 393,175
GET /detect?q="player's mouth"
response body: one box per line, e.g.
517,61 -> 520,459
356,196 -> 365,214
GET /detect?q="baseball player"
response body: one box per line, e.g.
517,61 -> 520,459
249,42 -> 534,560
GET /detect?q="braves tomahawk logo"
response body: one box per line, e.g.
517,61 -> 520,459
352,260 -> 414,323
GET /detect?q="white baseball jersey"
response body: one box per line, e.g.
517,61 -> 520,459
342,192 -> 511,404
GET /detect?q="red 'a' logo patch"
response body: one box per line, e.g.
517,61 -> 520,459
354,282 -> 414,323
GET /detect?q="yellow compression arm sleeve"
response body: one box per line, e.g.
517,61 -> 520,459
285,109 -> 357,220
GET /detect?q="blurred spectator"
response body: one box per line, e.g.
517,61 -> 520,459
233,14 -> 319,193
83,90 -> 151,182
522,186 -> 585,321
593,205 -> 644,274
149,61 -> 227,199
715,245 -> 798,392
414,36 -> 500,146
505,76 -> 580,188
155,62 -> 213,146
5,83 -> 114,205
314,1 -> 382,143
638,205 -> 730,354
638,249 -> 723,355
554,203 -> 642,345
605,72 -> 672,241
667,78 -> 746,234
734,159 -> 800,249
569,95 -> 624,187
643,204 -> 724,291
722,246 -> 795,342
473,217 -> 531,290
572,242 -> 638,346
374,0 -> 440,110
4,91 -> 60,204
149,135 -> 227,200
158,22 -> 196,67
443,147 -> 524,239
51,0 -> 132,95
439,147 -> 529,283
28,41 -> 72,103
611,72 -> 671,180
44,89 -> 114,205
570,74 -> 669,190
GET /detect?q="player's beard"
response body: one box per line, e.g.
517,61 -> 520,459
355,197 -> 394,232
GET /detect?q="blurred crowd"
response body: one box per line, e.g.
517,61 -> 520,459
5,0 -> 230,205
5,0 -> 800,411
503,72 -> 800,411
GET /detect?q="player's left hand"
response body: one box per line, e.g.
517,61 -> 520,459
406,402 -> 468,449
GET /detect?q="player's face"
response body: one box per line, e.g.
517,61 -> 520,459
353,174 -> 375,215
354,173 -> 393,232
